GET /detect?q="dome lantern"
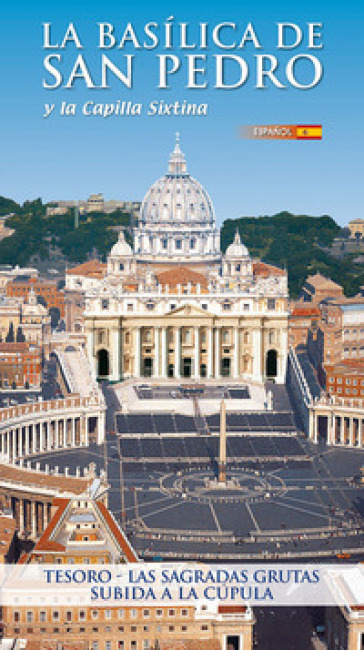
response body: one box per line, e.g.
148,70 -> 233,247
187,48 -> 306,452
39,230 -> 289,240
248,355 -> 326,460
167,132 -> 187,176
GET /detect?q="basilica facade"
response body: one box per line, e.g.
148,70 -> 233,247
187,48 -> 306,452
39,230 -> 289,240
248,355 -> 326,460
84,136 -> 289,383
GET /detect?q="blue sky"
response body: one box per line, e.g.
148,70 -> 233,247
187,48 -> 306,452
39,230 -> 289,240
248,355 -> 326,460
0,0 -> 363,226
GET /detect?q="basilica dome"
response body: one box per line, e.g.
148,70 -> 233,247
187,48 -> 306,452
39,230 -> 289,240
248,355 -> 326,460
140,134 -> 216,227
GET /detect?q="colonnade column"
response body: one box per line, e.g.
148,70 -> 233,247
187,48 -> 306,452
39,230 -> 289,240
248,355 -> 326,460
19,499 -> 25,535
47,421 -> 52,450
233,327 -> 239,378
161,327 -> 168,378
328,414 -> 335,445
207,327 -> 214,378
174,327 -> 181,378
43,502 -> 48,531
31,501 -> 37,538
32,425 -> 37,454
309,409 -> 315,442
39,422 -> 44,452
194,327 -> 200,379
72,418 -> 76,447
214,327 -> 221,378
349,418 -> 354,447
340,417 -> 345,445
154,327 -> 160,378
12,429 -> 17,461
134,327 -> 141,377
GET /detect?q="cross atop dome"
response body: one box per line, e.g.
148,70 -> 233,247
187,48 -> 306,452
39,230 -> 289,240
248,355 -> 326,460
168,132 -> 187,176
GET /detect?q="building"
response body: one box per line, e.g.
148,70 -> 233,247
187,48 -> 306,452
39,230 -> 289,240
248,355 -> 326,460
306,296 -> 364,388
6,277 -> 65,318
46,196 -> 141,218
348,218 -> 364,239
320,297 -> 364,361
300,273 -> 344,303
65,261 -> 108,332
84,136 -> 289,384
288,301 -> 321,348
0,265 -> 38,294
325,360 -> 364,404
66,260 -> 107,295
1,489 -> 254,649
0,291 -> 51,348
0,342 -> 41,389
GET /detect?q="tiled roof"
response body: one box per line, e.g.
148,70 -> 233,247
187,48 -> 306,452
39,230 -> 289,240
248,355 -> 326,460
0,464 -> 91,494
159,641 -> 221,650
253,261 -> 285,277
305,273 -> 342,290
96,500 -> 138,562
66,260 -> 107,278
156,267 -> 208,287
290,302 -> 320,317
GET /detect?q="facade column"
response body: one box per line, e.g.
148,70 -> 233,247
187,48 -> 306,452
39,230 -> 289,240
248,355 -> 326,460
233,326 -> 239,378
214,327 -> 221,378
277,328 -> 288,384
63,419 -> 68,447
193,327 -> 200,379
174,327 -> 181,378
161,327 -> 168,378
86,329 -> 96,379
134,327 -> 141,377
154,327 -> 160,377
359,418 -> 363,448
252,327 -> 262,381
111,327 -> 121,382
207,327 -> 214,378
55,420 -> 59,449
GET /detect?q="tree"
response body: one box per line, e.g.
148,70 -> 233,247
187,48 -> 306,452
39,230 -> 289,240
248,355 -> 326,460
36,295 -> 48,308
16,326 -> 26,342
5,322 -> 15,342
340,227 -> 351,240
49,306 -> 61,329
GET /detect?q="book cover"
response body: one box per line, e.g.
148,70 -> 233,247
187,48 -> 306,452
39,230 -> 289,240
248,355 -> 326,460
0,1 -> 363,649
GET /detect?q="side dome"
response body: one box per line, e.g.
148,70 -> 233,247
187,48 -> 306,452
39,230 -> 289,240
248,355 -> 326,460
140,134 -> 216,227
109,231 -> 133,258
225,230 -> 250,258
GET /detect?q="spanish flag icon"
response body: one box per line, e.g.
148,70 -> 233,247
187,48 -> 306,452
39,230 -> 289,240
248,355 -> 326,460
296,125 -> 322,140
